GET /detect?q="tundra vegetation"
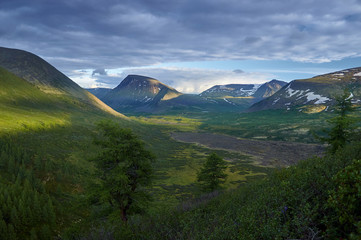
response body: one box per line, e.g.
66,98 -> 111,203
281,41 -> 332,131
0,89 -> 360,239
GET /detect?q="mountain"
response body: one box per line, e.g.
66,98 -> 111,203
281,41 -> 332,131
102,75 -> 182,112
94,77 -> 287,113
199,84 -> 261,98
249,67 -> 361,112
199,80 -> 287,99
252,80 -> 288,98
0,47 -> 123,118
86,88 -> 112,99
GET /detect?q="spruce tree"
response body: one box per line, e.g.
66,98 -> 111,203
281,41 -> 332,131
320,90 -> 356,153
197,153 -> 228,192
92,120 -> 155,222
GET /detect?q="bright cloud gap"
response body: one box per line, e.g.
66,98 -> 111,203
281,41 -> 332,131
70,67 -> 276,94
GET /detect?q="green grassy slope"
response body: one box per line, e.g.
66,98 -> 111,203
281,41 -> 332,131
0,66 -> 71,131
0,66 -> 271,237
0,47 -> 124,118
0,67 -> 124,132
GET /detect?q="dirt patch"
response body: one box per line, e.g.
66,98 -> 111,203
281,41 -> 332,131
171,132 -> 325,167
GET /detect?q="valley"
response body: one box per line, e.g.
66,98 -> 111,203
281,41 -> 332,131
0,47 -> 360,239
170,132 -> 324,166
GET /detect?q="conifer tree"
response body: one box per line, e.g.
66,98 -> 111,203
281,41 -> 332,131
320,90 -> 356,153
92,120 -> 155,222
0,219 -> 7,239
197,153 -> 228,192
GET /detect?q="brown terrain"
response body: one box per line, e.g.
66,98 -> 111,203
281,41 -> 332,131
171,132 -> 325,167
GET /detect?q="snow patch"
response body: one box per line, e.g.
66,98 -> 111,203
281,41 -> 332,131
353,72 -> 361,76
332,73 -> 344,76
346,92 -> 354,100
272,98 -> 280,105
286,87 -> 299,97
142,96 -> 152,102
223,98 -> 235,105
286,87 -> 308,98
304,92 -> 330,104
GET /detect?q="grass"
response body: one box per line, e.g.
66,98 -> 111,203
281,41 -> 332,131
3,64 -> 357,237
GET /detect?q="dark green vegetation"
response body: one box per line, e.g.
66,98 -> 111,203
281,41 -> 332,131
318,89 -> 356,153
0,138 -> 56,240
0,53 -> 271,238
0,47 -> 360,239
91,121 -> 155,222
127,142 -> 361,239
197,153 -> 228,192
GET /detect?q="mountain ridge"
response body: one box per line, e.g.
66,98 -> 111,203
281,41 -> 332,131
0,47 -> 124,118
248,67 -> 361,112
102,75 -> 182,112
90,76 -> 287,113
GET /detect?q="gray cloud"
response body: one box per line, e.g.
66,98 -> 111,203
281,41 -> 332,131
92,68 -> 107,76
233,69 -> 245,74
0,0 -> 361,75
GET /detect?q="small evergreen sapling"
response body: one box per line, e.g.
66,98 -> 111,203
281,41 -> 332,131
197,153 -> 228,192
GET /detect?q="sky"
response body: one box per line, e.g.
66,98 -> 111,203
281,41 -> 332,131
1,0 -> 361,93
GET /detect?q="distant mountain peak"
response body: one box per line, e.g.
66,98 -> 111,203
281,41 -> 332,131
248,67 -> 361,112
200,80 -> 287,99
102,75 -> 182,112
200,84 -> 261,97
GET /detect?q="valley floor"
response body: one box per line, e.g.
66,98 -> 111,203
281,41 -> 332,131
171,132 -> 325,167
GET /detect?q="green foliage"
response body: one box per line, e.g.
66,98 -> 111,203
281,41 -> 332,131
197,153 -> 228,192
0,138 -> 56,239
124,141 -> 361,239
92,120 -> 155,222
320,90 -> 356,153
328,159 -> 361,238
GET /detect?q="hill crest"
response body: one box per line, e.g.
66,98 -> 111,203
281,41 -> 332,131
248,67 -> 361,112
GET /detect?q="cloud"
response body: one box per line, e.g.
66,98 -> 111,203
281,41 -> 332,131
0,0 -> 361,76
92,68 -> 107,76
233,69 -> 244,74
79,67 -> 275,93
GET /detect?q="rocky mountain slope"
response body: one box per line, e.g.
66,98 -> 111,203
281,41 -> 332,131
90,77 -> 287,113
0,47 -> 123,117
249,67 -> 361,112
102,75 -> 182,112
199,80 -> 286,99
86,88 -> 112,99
199,84 -> 261,98
252,80 -> 288,98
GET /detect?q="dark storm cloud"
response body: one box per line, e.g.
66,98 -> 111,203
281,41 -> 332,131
1,0 -> 361,74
